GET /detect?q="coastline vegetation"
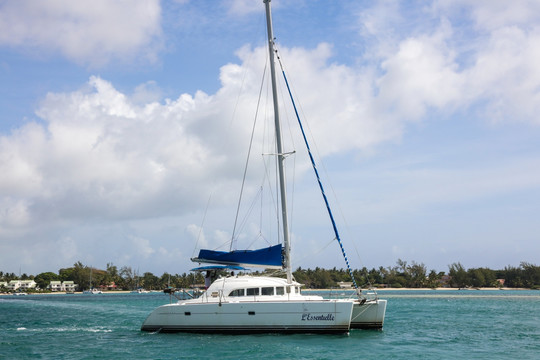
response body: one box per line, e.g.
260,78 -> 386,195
1,259 -> 540,293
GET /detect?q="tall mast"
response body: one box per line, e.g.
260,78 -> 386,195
264,0 -> 292,284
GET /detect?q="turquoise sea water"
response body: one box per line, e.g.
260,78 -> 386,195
1,290 -> 539,359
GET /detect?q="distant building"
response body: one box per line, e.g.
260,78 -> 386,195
439,275 -> 452,287
338,281 -> 353,288
99,282 -> 117,291
8,280 -> 37,291
49,281 -> 63,291
48,281 -> 78,292
63,281 -> 77,292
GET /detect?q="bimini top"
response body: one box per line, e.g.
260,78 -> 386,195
191,244 -> 283,269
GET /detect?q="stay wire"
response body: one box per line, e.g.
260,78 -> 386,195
275,48 -> 362,296
230,60 -> 268,250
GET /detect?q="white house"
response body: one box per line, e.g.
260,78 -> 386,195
49,281 -> 63,291
63,281 -> 77,292
8,280 -> 37,291
48,280 -> 78,292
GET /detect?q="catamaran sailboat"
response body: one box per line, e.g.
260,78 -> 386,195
141,0 -> 385,334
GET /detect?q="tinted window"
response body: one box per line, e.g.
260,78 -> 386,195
261,287 -> 274,296
246,288 -> 260,296
228,289 -> 245,297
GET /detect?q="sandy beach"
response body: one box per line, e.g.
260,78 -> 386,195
4,287 -> 533,296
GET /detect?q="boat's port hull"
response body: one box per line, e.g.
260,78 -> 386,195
141,300 -> 353,334
350,299 -> 387,330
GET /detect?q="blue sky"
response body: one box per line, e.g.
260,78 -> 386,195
1,0 -> 540,277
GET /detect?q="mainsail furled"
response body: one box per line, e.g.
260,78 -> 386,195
192,244 -> 283,269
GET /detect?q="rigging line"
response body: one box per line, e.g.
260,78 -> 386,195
191,193 -> 213,259
230,61 -> 268,251
246,232 -> 271,249
275,47 -> 370,287
279,56 -> 369,280
271,43 -> 300,241
262,150 -> 281,244
278,58 -> 362,297
227,10 -> 267,129
261,69 -> 282,246
277,62 -> 298,242
277,52 -> 369,282
292,237 -> 336,268
268,40 -> 299,248
234,186 -> 264,244
259,183 -> 263,239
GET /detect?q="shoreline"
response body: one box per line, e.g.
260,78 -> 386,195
0,290 -> 150,295
304,287 -> 532,291
3,287 -> 535,296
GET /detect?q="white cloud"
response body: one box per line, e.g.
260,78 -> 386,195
435,0 -> 540,32
57,236 -> 78,262
131,236 -> 155,258
463,26 -> 540,123
0,0 -> 162,66
1,76 -> 222,232
0,198 -> 31,230
356,0 -> 540,126
227,0 -> 291,17
376,20 -> 462,121
228,0 -> 263,16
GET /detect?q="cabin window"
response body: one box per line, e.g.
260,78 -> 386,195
276,287 -> 285,295
246,288 -> 260,296
228,289 -> 245,297
296,287 -> 302,294
261,287 -> 274,296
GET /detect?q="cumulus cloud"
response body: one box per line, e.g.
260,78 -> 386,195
356,0 -> 540,126
228,0 -> 263,16
131,236 -> 155,258
0,75 -> 238,231
0,0 -> 162,66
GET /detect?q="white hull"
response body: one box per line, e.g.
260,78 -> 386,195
131,289 -> 149,294
350,299 -> 387,329
141,300 -> 353,334
83,289 -> 102,294
141,275 -> 353,334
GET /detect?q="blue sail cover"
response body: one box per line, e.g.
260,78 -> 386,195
192,244 -> 283,269
190,265 -> 247,272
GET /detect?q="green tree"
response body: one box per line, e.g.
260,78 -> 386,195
141,272 -> 159,290
59,262 -> 90,290
408,261 -> 427,288
119,266 -> 135,290
448,262 -> 469,288
504,265 -> 520,287
426,270 -> 440,288
520,262 -> 540,288
160,273 -> 172,289
34,272 -> 59,290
